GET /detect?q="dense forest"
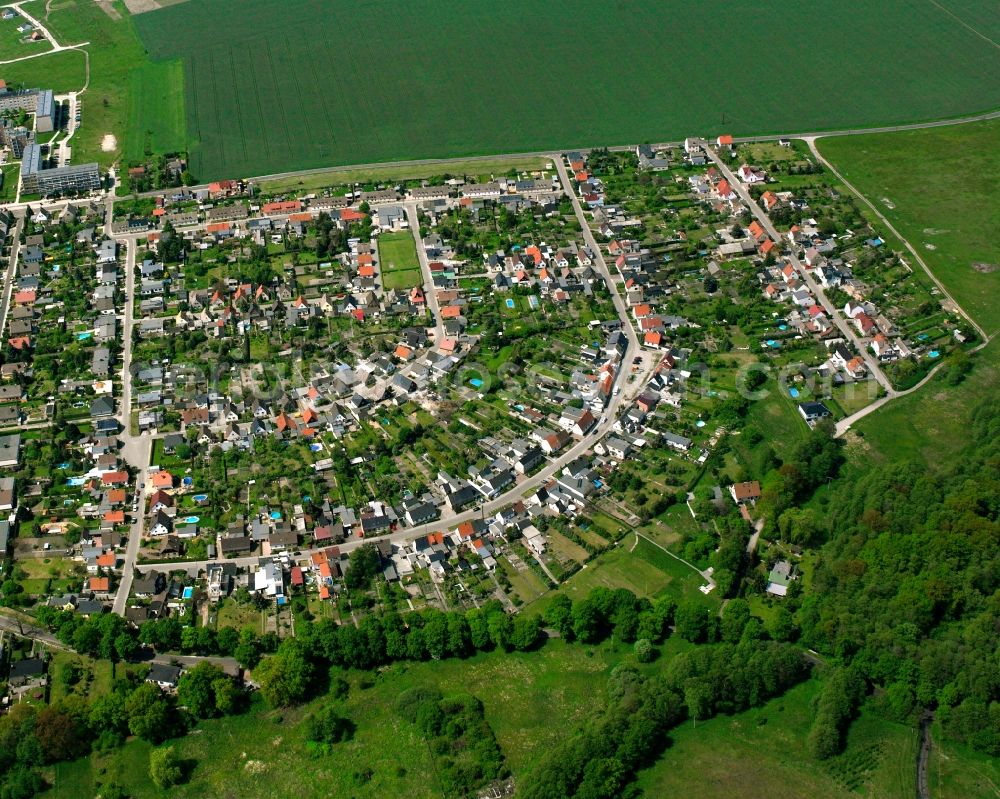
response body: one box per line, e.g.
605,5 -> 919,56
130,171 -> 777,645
800,398 -> 1000,755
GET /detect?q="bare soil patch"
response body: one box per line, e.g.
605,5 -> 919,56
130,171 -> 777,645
972,262 -> 999,273
95,0 -> 122,20
100,133 -> 117,151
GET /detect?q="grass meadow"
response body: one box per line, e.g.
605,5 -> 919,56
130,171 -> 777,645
636,679 -> 920,799
43,641 -> 636,798
40,0 -> 153,165
819,119 -> 1000,337
132,0 -> 1000,180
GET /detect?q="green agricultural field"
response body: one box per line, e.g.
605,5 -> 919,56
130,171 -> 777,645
377,231 -> 423,290
636,679 -> 919,799
818,119 -> 1000,337
132,0 -> 1000,181
124,59 -> 186,161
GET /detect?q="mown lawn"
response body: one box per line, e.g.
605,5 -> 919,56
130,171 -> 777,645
529,532 -> 717,617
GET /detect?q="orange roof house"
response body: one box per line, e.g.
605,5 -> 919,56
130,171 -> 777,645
88,577 -> 110,593
150,471 -> 174,489
275,412 -> 298,433
96,552 -> 117,569
261,200 -> 302,215
440,305 -> 461,319
101,471 -> 128,486
102,510 -> 125,525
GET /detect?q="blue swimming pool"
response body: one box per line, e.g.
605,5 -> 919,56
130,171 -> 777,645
76,331 -> 92,341
766,340 -> 781,348
929,350 -> 940,358
192,494 -> 208,502
789,388 -> 799,398
270,511 -> 282,520
182,587 -> 193,600
918,333 -> 929,341
184,516 -> 199,524
778,324 -> 788,331
696,420 -> 706,428
182,476 -> 194,486
310,443 -> 323,451
505,298 -> 515,309
469,378 -> 483,388
66,476 -> 86,486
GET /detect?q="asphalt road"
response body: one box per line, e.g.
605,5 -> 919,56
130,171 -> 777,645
112,238 -> 154,615
405,201 -> 445,342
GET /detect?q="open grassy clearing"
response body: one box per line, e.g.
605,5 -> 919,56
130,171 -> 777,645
848,338 -> 1000,465
0,47 -> 85,93
40,0 -> 151,165
636,679 -> 918,799
930,731 -> 1000,799
819,119 -> 1000,336
43,642 -> 634,798
124,58 -> 186,160
132,0 -> 1000,181
528,533 -> 717,617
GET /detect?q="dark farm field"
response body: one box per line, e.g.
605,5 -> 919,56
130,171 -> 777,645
132,0 -> 1000,181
